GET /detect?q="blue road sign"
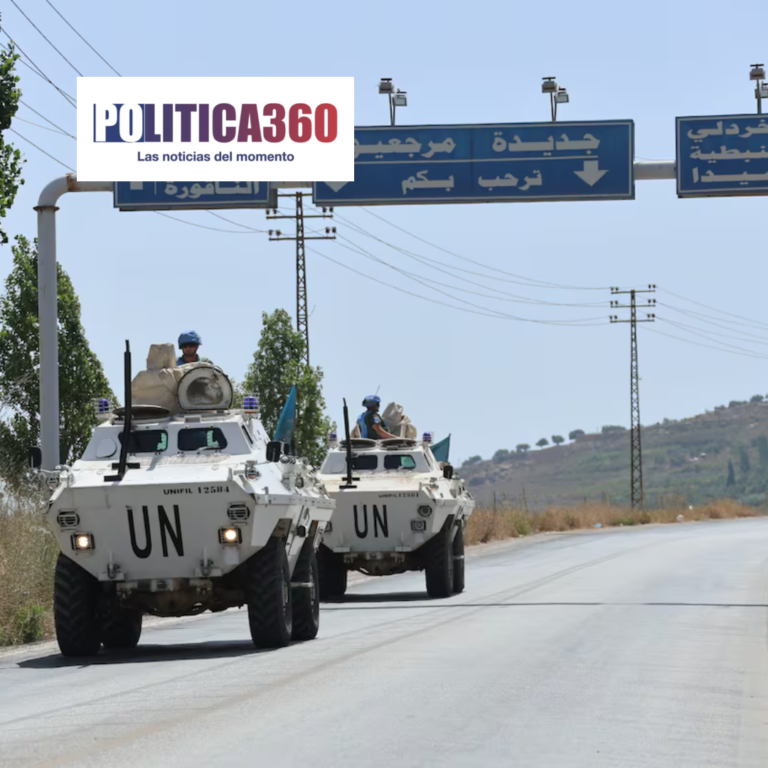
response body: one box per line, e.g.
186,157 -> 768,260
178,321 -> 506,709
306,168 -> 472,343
676,115 -> 768,197
313,121 -> 634,206
113,181 -> 273,210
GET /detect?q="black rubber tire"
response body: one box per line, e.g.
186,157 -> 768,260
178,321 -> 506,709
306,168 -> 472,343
424,526 -> 454,599
317,545 -> 348,599
291,542 -> 320,641
452,525 -> 466,595
246,538 -> 293,649
101,608 -> 142,649
53,553 -> 101,657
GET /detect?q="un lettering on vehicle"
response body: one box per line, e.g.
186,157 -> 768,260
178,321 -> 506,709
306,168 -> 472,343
127,505 -> 184,558
353,505 -> 389,538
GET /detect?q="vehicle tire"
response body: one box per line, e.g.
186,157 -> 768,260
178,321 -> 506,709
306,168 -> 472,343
246,538 -> 293,649
424,526 -> 454,599
53,553 -> 101,657
101,607 -> 142,649
452,524 -> 466,595
317,545 -> 347,599
291,541 -> 320,641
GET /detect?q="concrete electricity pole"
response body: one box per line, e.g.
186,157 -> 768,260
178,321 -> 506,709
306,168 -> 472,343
610,285 -> 656,509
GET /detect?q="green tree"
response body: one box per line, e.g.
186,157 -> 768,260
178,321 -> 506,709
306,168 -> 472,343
726,460 -> 735,487
515,443 -> 530,454
753,435 -> 768,468
552,435 -> 564,446
536,438 -> 549,449
463,455 -> 482,466
492,448 -> 510,463
0,236 -> 115,486
0,45 -> 24,245
568,429 -> 585,441
750,394 -> 764,403
242,309 -> 334,468
739,446 -> 751,475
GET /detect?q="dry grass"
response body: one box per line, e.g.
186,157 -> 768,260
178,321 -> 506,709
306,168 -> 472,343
465,499 -> 762,546
0,493 -> 59,646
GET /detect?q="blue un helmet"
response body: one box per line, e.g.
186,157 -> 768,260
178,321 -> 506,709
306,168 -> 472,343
178,330 -> 202,348
362,395 -> 381,407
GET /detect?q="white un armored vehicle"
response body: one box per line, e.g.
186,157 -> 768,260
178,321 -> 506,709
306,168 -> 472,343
41,342 -> 334,657
316,401 -> 475,599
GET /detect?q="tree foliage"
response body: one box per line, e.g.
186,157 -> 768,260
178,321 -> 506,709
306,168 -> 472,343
552,435 -> 564,446
739,446 -> 751,475
515,443 -> 530,454
750,394 -> 764,403
0,236 -> 114,486
0,45 -> 24,245
492,448 -> 510,463
568,429 -> 585,441
536,438 -> 549,448
242,309 -> 334,468
463,455 -> 482,466
726,460 -> 735,488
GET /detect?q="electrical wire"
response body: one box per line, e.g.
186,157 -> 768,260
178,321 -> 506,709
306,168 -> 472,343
324,234 -> 606,326
332,211 -> 607,307
659,303 -> 768,340
8,127 -> 73,170
13,115 -> 71,136
660,288 -> 768,330
42,0 -> 122,76
658,317 -> 768,357
9,0 -> 83,76
18,98 -> 75,138
641,324 -> 768,361
0,30 -> 76,106
358,206 -> 608,291
335,231 -> 608,312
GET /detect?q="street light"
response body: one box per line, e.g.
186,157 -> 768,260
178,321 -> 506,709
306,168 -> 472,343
750,63 -> 766,114
542,77 -> 568,121
379,78 -> 406,125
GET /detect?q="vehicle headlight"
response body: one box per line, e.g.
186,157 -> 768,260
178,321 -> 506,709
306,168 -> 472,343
46,474 -> 60,490
219,527 -> 242,545
417,506 -> 433,518
411,520 -> 427,532
71,533 -> 94,551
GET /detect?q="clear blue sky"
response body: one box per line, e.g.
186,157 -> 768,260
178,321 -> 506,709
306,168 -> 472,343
2,0 -> 768,466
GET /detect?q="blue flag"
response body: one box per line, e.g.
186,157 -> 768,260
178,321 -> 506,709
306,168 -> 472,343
431,434 -> 451,463
273,385 -> 297,447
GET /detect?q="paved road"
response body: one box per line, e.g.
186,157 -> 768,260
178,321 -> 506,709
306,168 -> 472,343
2,519 -> 768,767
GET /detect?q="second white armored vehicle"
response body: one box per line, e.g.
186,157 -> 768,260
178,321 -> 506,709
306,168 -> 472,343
41,343 -> 334,657
316,402 -> 475,599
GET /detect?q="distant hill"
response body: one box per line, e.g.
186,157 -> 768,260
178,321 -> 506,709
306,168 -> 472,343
459,400 -> 768,509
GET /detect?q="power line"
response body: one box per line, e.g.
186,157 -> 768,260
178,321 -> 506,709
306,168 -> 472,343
42,0 -> 121,76
331,210 -> 606,307
359,206 -> 608,291
335,230 -> 607,314
18,98 -> 75,138
8,127 -> 73,170
659,318 -> 768,357
205,210 -> 267,232
0,30 -> 76,106
660,288 -> 768,330
9,0 -> 83,75
326,234 -> 606,325
13,114 -> 71,136
640,324 -> 768,361
658,301 -> 768,333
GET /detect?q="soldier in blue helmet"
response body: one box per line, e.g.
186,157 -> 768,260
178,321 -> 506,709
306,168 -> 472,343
177,330 -> 204,365
357,395 -> 399,440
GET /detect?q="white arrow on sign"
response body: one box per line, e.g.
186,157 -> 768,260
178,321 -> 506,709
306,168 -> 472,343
574,160 -> 608,186
325,181 -> 349,192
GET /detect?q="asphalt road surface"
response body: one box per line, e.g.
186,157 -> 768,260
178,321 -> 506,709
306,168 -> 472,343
2,518 -> 768,767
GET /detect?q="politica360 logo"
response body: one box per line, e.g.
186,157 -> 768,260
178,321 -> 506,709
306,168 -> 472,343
76,77 -> 354,182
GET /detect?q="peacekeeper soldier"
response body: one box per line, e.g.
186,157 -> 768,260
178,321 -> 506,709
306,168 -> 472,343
177,330 -> 204,365
357,396 -> 399,440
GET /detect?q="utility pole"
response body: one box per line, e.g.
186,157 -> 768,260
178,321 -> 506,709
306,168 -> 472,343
267,193 -> 336,365
610,285 -> 656,509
